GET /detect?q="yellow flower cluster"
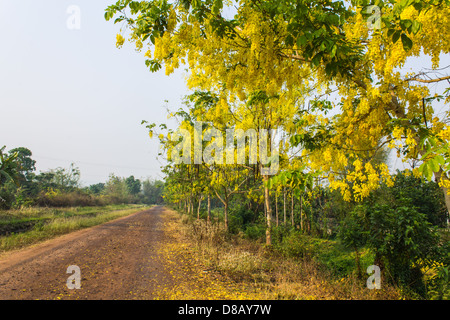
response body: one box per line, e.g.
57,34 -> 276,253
436,125 -> 450,142
438,178 -> 450,195
115,34 -> 125,49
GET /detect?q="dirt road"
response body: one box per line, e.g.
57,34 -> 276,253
0,206 -> 225,300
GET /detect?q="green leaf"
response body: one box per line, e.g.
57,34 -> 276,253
267,178 -> 273,189
400,19 -> 412,31
401,33 -> 413,51
331,44 -> 337,58
320,41 -> 326,52
104,11 -> 114,21
392,30 -> 401,44
434,155 -> 445,166
387,28 -> 396,38
411,20 -> 422,34
129,1 -> 140,13
297,35 -> 308,47
422,163 -> 433,181
401,0 -> 414,9
413,2 -> 423,11
211,0 -> 223,15
429,158 -> 440,173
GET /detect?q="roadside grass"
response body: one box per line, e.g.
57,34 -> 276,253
156,210 -> 260,300
176,212 -> 400,300
0,204 -> 148,252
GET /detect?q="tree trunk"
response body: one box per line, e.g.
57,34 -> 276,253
224,200 -> 229,231
300,194 -> 303,232
283,187 -> 287,226
197,195 -> 203,220
207,194 -> 211,223
275,192 -> 279,227
263,175 -> 272,246
291,192 -> 294,226
213,188 -> 229,231
264,197 -> 267,220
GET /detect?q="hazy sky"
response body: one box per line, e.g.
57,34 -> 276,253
0,0 -> 188,186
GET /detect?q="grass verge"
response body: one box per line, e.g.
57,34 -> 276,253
0,204 -> 148,253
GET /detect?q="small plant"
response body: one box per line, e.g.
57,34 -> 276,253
427,265 -> 449,300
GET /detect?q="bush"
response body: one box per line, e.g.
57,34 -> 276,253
345,200 -> 441,296
34,190 -> 107,207
228,204 -> 257,234
389,171 -> 448,227
244,223 -> 266,240
426,265 -> 450,300
273,231 -> 330,259
274,231 -> 309,258
0,182 -> 17,210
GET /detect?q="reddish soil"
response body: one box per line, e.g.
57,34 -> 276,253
0,206 -> 173,300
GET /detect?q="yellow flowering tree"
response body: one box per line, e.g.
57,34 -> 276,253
106,0 -> 450,227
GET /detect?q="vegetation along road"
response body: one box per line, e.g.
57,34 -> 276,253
0,206 -> 249,300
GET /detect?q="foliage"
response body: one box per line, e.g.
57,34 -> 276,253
105,0 -> 450,299
346,200 -> 441,295
88,183 -> 105,195
0,145 -> 151,208
8,147 -> 36,181
142,179 -> 165,204
0,146 -> 31,209
125,175 -> 142,195
107,0 -> 450,205
388,170 -> 448,227
0,146 -> 20,188
103,174 -> 134,204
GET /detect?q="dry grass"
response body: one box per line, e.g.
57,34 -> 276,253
155,209 -> 259,300
176,211 -> 401,300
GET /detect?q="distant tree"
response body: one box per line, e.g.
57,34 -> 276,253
0,146 -> 21,209
36,163 -> 80,191
34,171 -> 58,191
89,183 -> 105,195
142,179 -> 164,205
7,147 -> 37,201
104,174 -> 130,203
8,147 -> 36,181
52,163 -> 80,190
125,175 -> 141,195
0,146 -> 20,187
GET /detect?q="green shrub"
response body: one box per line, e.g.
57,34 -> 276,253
244,223 -> 265,240
427,265 -> 450,300
343,200 -> 441,296
389,171 -> 448,227
275,231 -> 309,258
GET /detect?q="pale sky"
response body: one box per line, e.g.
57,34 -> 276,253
0,0 -> 187,186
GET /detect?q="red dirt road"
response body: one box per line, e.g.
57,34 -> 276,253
0,206 -> 174,300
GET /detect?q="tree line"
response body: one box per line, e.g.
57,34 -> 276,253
0,146 -> 164,209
